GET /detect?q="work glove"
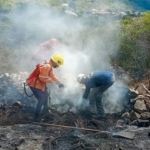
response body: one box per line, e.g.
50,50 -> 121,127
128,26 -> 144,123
58,83 -> 64,88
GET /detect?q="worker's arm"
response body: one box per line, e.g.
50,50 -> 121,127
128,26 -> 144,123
50,72 -> 64,88
38,64 -> 53,83
83,86 -> 90,99
50,71 -> 60,83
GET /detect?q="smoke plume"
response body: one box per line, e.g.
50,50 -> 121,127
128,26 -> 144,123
2,1 -> 130,113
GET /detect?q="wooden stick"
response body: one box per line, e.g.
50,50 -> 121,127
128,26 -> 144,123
33,122 -> 110,133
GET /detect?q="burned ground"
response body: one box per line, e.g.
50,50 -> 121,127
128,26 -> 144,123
0,71 -> 150,150
0,105 -> 150,150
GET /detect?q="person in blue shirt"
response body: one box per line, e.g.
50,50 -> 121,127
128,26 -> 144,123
77,71 -> 115,119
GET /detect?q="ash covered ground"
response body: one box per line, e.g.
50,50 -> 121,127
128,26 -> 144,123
0,71 -> 150,150
0,107 -> 150,150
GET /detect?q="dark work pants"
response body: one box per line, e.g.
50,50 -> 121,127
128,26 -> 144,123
30,87 -> 49,118
94,80 -> 114,116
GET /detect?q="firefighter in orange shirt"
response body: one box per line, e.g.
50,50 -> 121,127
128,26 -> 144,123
26,54 -> 64,122
31,38 -> 60,63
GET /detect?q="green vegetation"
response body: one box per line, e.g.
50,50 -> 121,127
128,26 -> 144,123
112,12 -> 150,78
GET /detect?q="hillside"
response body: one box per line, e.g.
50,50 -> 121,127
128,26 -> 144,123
0,0 -> 150,12
0,0 -> 150,77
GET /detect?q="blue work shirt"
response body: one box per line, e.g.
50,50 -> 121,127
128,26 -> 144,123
83,71 -> 114,99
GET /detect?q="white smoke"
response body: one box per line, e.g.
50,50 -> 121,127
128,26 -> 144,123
3,1 -> 130,113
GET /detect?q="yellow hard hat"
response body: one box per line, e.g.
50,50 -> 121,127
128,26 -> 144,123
51,54 -> 64,66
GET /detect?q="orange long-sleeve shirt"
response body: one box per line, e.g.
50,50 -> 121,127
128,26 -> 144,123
27,60 -> 60,91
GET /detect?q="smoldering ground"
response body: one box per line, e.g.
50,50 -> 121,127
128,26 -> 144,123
2,1 -> 130,114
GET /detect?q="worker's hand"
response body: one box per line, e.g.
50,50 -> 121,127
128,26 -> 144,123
80,97 -> 89,109
58,83 -> 64,88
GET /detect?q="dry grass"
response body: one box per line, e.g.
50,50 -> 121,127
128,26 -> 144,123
0,44 -> 18,74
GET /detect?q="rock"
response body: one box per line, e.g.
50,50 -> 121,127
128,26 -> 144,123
19,136 -> 25,144
45,136 -> 54,141
113,131 -> 135,140
130,111 -> 139,121
12,101 -> 23,109
134,100 -> 147,112
141,112 -> 150,120
4,73 -> 9,78
131,95 -> 144,102
121,112 -> 130,118
129,89 -> 139,99
131,119 -> 150,127
136,83 -> 147,95
0,74 -> 3,79
131,120 -> 138,126
134,112 -> 141,119
144,97 -> 150,110
145,94 -> 150,98
137,119 -> 150,127
116,119 -> 127,127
